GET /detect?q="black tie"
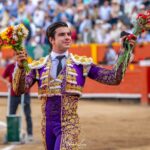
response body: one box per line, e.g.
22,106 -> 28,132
56,55 -> 65,76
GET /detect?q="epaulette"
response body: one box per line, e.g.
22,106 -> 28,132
28,55 -> 49,69
70,53 -> 93,65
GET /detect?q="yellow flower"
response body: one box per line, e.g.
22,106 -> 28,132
27,56 -> 33,63
1,31 -> 7,40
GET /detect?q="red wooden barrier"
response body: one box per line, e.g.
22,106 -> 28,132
70,43 -> 150,64
1,43 -> 150,63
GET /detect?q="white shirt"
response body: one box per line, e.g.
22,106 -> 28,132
50,51 -> 69,79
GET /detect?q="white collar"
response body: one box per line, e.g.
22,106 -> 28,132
50,51 -> 69,60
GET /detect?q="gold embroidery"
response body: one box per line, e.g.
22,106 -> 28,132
83,65 -> 89,76
66,74 -> 76,82
35,70 -> 39,79
39,55 -> 83,97
38,88 -> 49,95
49,89 -> 61,95
67,67 -> 77,74
74,55 -> 80,60
50,81 -> 61,87
66,58 -> 72,65
48,74 -> 63,95
38,60 -> 50,96
41,70 -> 49,78
66,84 -> 82,92
29,57 -> 46,68
61,95 -> 80,150
65,60 -> 83,95
71,53 -> 93,65
41,97 -> 47,150
13,67 -> 25,95
80,58 -> 86,63
58,74 -> 63,81
31,61 -> 40,66
42,78 -> 49,85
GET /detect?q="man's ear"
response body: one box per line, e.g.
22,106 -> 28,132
49,37 -> 52,43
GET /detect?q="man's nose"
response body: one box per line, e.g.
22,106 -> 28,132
65,34 -> 71,39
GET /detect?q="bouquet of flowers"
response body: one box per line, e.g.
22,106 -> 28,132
0,24 -> 30,72
132,10 -> 150,36
116,10 -> 150,75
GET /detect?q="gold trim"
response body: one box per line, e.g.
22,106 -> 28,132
12,67 -> 25,95
41,97 -> 47,150
60,95 -> 80,150
70,53 -> 93,65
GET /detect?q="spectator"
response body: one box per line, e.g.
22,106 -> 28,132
82,27 -> 92,44
103,44 -> 118,65
33,5 -> 45,28
91,20 -> 104,43
0,0 -> 149,45
0,1 -> 4,19
0,56 -> 33,141
7,0 -> 18,17
98,0 -> 111,22
109,0 -> 121,25
137,31 -> 150,43
25,0 -> 36,16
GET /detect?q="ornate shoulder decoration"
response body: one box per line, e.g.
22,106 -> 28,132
70,53 -> 93,65
28,55 -> 49,69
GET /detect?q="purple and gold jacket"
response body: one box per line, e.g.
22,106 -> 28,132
12,52 -> 129,149
13,53 -> 125,97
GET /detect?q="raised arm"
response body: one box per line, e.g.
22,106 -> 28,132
88,32 -> 136,85
88,55 -> 125,85
12,66 -> 36,95
12,51 -> 36,95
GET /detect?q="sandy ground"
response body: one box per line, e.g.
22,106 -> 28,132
1,98 -> 150,150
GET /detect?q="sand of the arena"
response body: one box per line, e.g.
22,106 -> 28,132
1,98 -> 150,150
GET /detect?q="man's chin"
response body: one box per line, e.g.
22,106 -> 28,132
63,45 -> 71,50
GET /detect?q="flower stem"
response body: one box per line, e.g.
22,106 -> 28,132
22,60 -> 30,73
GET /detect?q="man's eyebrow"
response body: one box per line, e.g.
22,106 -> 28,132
57,31 -> 71,35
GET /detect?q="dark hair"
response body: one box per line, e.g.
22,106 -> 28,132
46,22 -> 68,48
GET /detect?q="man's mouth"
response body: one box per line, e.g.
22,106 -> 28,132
64,42 -> 70,44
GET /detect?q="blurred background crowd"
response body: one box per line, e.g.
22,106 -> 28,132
0,0 -> 150,44
0,0 -> 150,66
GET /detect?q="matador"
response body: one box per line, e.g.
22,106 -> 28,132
12,22 -> 136,150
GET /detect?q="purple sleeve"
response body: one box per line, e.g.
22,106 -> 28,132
88,63 -> 123,85
25,70 -> 37,89
88,50 -> 132,85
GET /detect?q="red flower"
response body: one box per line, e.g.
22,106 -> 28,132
6,26 -> 13,38
136,14 -> 148,26
3,40 -> 8,45
137,14 -> 147,20
7,32 -> 13,38
142,29 -> 145,33
126,34 -> 137,41
11,40 -> 16,45
7,30 -> 13,38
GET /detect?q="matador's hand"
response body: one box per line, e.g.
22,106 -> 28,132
120,31 -> 137,50
15,50 -> 28,68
